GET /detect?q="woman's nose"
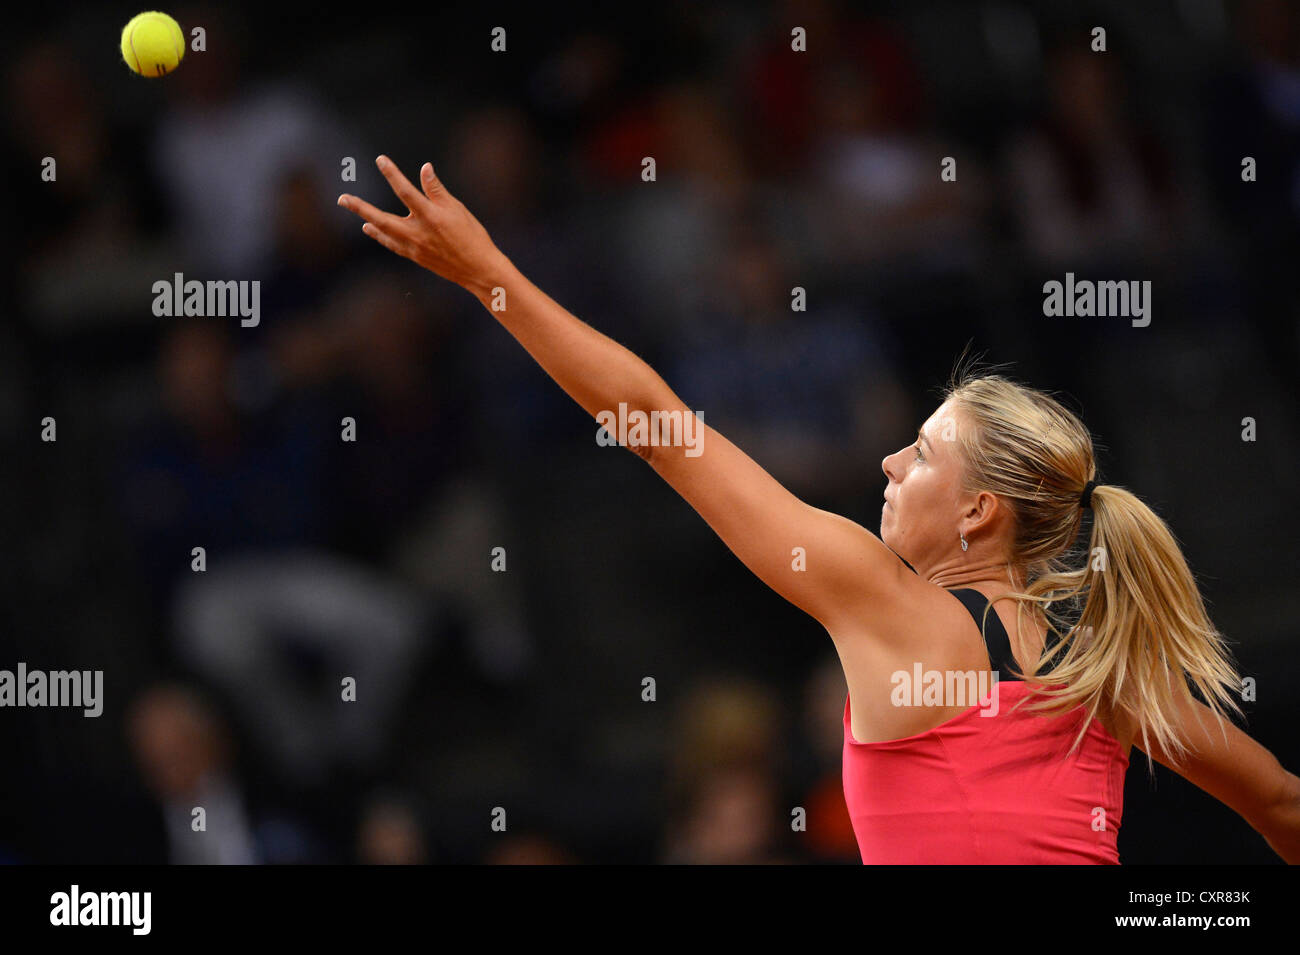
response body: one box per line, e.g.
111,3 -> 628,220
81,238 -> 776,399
882,450 -> 899,483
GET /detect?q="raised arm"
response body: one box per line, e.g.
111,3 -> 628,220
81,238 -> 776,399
337,156 -> 906,633
1136,696 -> 1300,863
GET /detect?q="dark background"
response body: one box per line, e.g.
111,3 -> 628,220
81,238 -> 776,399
0,0 -> 1297,863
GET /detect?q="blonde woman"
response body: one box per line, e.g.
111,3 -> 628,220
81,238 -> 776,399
338,157 -> 1300,864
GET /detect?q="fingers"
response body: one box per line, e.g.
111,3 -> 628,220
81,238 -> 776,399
336,192 -> 406,232
336,155 -> 447,263
420,162 -> 444,200
360,221 -> 411,259
375,154 -> 428,216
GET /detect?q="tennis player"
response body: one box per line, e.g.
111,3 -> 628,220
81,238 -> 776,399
338,157 -> 1300,863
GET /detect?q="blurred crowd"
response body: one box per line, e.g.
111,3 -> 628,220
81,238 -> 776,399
2,0 -> 1298,863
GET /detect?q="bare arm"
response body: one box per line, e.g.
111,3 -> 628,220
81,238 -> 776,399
1136,696 -> 1300,863
337,156 -> 905,632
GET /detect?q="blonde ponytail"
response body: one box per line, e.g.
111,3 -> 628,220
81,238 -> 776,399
946,370 -> 1242,767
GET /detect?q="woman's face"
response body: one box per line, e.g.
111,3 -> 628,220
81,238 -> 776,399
880,400 -> 967,571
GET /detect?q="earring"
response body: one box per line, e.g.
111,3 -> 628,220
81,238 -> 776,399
960,531 -> 969,552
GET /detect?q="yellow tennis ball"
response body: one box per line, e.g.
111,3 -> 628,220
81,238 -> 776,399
120,11 -> 185,78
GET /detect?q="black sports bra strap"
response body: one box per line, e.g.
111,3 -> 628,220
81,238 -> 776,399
948,588 -> 1020,682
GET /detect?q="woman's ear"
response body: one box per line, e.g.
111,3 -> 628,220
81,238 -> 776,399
964,490 -> 1002,535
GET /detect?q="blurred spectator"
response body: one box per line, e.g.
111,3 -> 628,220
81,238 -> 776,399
357,792 -> 429,864
663,764 -> 788,864
591,83 -> 755,332
173,552 -> 429,786
126,683 -> 259,864
262,163 -> 353,327
1005,42 -> 1177,268
301,270 -> 538,682
1205,0 -> 1300,412
737,0 -> 925,178
116,323 -> 334,605
391,471 -> 537,683
319,272 -> 470,563
152,6 -> 353,276
668,678 -> 781,783
806,58 -> 978,273
666,211 -> 911,499
3,41 -> 173,330
449,105 -> 627,453
485,833 -> 579,865
661,679 -> 792,863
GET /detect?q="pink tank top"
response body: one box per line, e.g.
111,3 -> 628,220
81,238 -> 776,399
841,588 -> 1130,864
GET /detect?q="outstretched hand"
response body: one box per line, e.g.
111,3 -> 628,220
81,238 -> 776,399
337,155 -> 506,296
